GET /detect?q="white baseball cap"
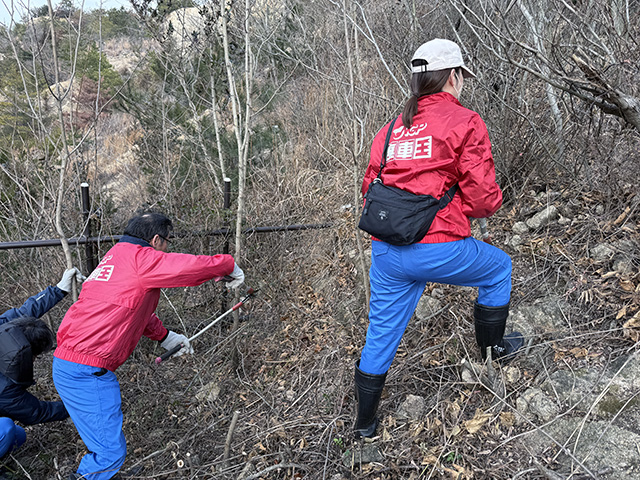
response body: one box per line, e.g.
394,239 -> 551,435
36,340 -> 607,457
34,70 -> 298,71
411,39 -> 475,78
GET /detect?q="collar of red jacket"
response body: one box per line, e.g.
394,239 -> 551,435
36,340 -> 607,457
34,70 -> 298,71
417,91 -> 462,107
119,235 -> 152,248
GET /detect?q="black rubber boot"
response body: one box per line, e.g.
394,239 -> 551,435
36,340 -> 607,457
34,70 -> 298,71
492,332 -> 524,360
474,301 -> 523,361
354,360 -> 387,439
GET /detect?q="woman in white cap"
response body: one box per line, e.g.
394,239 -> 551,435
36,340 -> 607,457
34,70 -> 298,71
354,38 -> 523,439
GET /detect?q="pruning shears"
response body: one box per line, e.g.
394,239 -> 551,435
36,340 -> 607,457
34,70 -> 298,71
155,287 -> 257,364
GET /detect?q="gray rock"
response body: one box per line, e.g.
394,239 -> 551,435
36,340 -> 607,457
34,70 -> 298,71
615,239 -> 639,253
606,354 -> 640,394
196,381 -> 220,403
396,394 -> 425,420
611,240 -> 639,272
431,287 -> 445,299
512,221 -> 529,234
509,296 -> 569,337
503,365 -> 522,385
541,369 -> 599,410
526,205 -> 559,229
613,258 -> 634,274
414,294 -> 444,321
523,418 -> 640,479
460,359 -> 483,384
590,244 -> 615,262
522,355 -> 640,420
343,443 -> 384,467
516,387 -> 560,422
512,296 -> 640,479
508,234 -> 523,249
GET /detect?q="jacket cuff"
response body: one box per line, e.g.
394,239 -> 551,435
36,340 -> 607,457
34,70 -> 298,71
53,285 -> 69,296
159,328 -> 169,343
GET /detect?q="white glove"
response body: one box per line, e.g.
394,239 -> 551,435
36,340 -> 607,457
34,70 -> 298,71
160,330 -> 194,357
56,267 -> 87,293
226,263 -> 245,289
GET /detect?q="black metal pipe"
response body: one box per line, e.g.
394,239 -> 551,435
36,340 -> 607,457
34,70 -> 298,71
222,178 -> 232,310
223,178 -> 231,211
0,236 -> 122,250
81,183 -> 98,273
0,223 -> 333,252
223,177 -> 231,256
241,223 -> 333,234
176,223 -> 333,237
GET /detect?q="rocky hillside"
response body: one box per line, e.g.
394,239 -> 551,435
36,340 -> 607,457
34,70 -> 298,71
10,183 -> 639,480
1,1 -> 639,479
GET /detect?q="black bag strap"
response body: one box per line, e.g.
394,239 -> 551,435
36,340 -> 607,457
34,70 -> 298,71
376,117 -> 397,180
438,183 -> 459,209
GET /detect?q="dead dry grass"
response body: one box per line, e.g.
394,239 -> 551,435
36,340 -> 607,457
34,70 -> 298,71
2,175 -> 638,480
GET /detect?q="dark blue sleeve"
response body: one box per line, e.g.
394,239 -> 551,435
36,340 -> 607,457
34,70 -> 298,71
0,381 -> 69,425
0,286 -> 66,325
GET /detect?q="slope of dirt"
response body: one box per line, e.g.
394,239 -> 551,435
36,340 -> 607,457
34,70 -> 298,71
3,183 -> 640,480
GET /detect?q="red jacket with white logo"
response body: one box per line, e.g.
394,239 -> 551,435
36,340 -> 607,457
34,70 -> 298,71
54,237 -> 235,371
362,92 -> 502,244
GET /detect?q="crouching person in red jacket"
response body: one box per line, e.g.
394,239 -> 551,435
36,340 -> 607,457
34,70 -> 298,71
52,212 -> 245,480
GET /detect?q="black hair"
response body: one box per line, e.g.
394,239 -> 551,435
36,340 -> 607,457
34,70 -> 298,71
401,63 -> 463,129
123,212 -> 173,243
11,317 -> 54,357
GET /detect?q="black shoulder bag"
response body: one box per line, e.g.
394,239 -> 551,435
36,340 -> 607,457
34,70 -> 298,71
358,118 -> 459,246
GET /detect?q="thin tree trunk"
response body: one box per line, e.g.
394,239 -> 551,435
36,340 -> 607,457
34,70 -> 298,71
220,0 -> 252,356
342,0 -> 370,306
47,0 -> 78,300
209,51 -> 228,181
518,0 -> 565,162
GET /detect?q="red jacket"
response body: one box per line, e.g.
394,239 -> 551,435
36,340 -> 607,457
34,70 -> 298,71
362,92 -> 502,244
54,236 -> 235,371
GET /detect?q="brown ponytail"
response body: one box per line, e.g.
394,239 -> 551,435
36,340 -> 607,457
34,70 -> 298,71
401,65 -> 457,129
401,94 -> 420,129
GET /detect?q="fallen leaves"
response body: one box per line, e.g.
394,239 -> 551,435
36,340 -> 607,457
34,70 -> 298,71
500,412 -> 516,428
464,409 -> 491,434
420,449 -> 473,479
552,343 -> 602,361
623,310 -> 640,342
619,278 -> 637,292
617,305 -> 628,319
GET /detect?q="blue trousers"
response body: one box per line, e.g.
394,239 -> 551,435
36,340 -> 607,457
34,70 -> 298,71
52,357 -> 126,480
0,417 -> 26,458
360,238 -> 512,374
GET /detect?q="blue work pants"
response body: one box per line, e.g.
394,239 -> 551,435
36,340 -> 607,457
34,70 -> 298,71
360,238 -> 511,375
52,357 -> 126,480
0,417 -> 26,458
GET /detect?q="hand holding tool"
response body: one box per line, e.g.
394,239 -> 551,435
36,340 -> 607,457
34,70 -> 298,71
155,288 -> 256,364
160,331 -> 194,357
225,263 -> 245,289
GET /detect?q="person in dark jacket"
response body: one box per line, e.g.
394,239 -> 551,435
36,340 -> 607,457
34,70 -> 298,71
0,267 -> 85,457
